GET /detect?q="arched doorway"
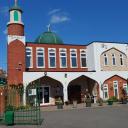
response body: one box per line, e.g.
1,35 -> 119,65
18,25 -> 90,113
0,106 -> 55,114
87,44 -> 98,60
68,75 -> 98,104
27,76 -> 63,106
68,85 -> 81,103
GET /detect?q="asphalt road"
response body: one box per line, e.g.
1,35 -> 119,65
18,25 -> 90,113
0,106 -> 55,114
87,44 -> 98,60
1,105 -> 128,128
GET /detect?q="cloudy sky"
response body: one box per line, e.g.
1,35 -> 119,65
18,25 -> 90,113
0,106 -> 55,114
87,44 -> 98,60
0,0 -> 128,70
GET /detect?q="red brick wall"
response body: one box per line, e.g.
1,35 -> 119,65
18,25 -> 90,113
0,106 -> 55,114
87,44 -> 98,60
7,23 -> 24,36
0,88 -> 5,114
103,75 -> 127,99
26,43 -> 88,72
8,40 -> 25,85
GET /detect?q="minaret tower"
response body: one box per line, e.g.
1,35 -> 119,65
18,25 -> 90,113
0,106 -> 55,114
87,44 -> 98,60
7,0 -> 25,85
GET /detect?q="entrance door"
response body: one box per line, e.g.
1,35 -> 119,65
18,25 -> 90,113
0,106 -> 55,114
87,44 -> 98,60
44,87 -> 50,103
113,81 -> 119,98
103,84 -> 109,100
68,85 -> 81,103
38,86 -> 50,105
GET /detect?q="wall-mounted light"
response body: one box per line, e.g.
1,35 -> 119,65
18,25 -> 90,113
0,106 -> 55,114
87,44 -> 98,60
64,73 -> 67,78
44,72 -> 47,76
18,61 -> 22,65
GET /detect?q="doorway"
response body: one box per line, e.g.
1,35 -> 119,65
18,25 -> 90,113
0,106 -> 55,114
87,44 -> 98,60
68,85 -> 81,103
38,86 -> 50,105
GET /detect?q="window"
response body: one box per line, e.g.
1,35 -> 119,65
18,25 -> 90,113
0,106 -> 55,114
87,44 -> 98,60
104,54 -> 108,65
112,54 -> 116,65
80,50 -> 87,67
14,11 -> 19,21
120,54 -> 123,65
59,49 -> 67,68
70,49 -> 77,68
36,48 -> 45,68
48,48 -> 56,68
113,81 -> 118,98
103,84 -> 109,99
26,47 -> 32,68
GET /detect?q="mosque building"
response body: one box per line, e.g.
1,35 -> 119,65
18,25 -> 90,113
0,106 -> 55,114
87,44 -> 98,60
7,1 -> 128,106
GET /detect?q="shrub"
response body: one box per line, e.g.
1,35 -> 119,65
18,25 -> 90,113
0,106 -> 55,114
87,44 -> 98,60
16,105 -> 31,110
97,97 -> 103,106
108,96 -> 118,102
5,105 -> 15,111
55,97 -> 63,105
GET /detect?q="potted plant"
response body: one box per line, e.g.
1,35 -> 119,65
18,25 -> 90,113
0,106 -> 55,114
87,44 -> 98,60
110,96 -> 118,102
120,88 -> 127,104
97,97 -> 103,106
55,97 -> 63,109
107,98 -> 113,105
65,101 -> 69,106
85,96 -> 91,107
72,100 -> 77,108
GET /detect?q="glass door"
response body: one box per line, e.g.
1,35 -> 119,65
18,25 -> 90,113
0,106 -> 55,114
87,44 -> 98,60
103,84 -> 109,100
43,87 -> 50,103
113,81 -> 119,98
38,86 -> 50,105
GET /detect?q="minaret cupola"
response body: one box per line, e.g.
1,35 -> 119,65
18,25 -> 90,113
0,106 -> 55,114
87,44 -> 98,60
7,0 -> 24,36
8,0 -> 23,25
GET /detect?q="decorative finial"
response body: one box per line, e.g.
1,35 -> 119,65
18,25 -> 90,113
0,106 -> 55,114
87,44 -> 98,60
15,0 -> 18,6
47,24 -> 51,32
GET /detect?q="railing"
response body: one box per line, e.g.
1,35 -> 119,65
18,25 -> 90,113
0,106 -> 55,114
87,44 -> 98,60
0,84 -> 43,125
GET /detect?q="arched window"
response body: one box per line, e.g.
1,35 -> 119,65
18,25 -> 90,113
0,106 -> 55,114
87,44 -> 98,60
112,54 -> 116,65
59,49 -> 67,68
36,48 -> 45,68
14,11 -> 19,21
26,47 -> 32,68
48,48 -> 56,68
70,49 -> 77,68
104,54 -> 108,65
120,54 -> 123,65
80,49 -> 87,67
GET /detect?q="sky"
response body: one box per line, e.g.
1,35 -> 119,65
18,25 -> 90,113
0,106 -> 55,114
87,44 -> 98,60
0,0 -> 128,70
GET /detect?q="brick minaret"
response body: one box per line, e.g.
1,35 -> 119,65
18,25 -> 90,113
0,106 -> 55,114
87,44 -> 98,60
7,1 -> 26,85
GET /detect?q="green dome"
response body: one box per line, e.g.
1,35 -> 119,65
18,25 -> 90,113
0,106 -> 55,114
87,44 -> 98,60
35,31 -> 63,44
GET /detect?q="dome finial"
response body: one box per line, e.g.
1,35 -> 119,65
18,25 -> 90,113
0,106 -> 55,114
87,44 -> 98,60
47,24 -> 51,32
15,0 -> 18,6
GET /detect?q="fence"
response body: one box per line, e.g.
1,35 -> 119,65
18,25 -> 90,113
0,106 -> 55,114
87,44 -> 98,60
0,84 -> 42,125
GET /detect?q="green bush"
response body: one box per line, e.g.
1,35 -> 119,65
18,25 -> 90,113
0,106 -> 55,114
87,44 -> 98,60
16,105 -> 31,110
108,96 -> 118,102
5,105 -> 15,111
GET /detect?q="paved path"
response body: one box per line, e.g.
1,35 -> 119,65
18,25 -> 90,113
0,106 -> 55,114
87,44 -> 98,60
1,105 -> 128,128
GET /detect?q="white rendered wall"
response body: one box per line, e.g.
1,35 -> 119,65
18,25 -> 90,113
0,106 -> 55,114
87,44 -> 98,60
86,43 -> 96,71
87,42 -> 128,71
